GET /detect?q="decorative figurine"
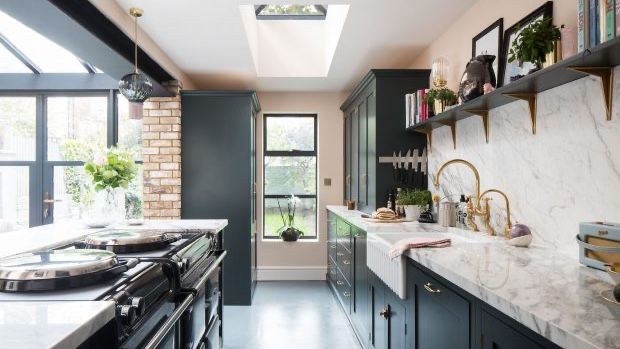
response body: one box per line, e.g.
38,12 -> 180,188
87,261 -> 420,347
506,223 -> 533,247
458,55 -> 497,103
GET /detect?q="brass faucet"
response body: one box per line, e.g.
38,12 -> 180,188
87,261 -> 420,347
433,159 -> 490,233
479,189 -> 512,239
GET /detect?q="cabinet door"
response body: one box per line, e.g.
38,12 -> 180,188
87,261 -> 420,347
480,310 -> 542,349
370,276 -> 387,349
351,106 -> 359,204
352,228 -> 370,344
413,267 -> 470,349
385,291 -> 407,349
366,89 -> 377,210
345,111 -> 352,201
358,98 -> 368,209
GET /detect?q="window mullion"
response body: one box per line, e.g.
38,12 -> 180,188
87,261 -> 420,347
107,90 -> 118,147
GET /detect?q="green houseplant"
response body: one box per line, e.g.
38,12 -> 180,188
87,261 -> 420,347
425,88 -> 457,115
508,18 -> 562,73
396,189 -> 432,221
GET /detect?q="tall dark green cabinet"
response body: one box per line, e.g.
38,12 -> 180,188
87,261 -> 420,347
181,91 -> 260,305
341,69 -> 430,213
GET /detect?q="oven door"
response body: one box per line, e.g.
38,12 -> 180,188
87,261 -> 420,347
181,251 -> 227,349
137,294 -> 195,349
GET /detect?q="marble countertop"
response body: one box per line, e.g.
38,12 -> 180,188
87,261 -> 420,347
0,219 -> 228,258
0,301 -> 115,349
327,205 -> 620,349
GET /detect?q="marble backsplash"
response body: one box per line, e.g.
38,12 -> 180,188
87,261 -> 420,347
428,67 -> 620,257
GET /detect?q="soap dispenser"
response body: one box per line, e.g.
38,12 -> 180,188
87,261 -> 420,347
456,195 -> 468,229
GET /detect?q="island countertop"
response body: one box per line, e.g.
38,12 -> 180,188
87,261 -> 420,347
0,219 -> 228,349
327,205 -> 620,349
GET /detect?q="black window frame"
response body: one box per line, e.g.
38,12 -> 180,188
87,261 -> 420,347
263,113 -> 318,240
0,90 -> 142,227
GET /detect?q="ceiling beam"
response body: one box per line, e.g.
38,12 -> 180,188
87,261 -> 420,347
0,73 -> 119,91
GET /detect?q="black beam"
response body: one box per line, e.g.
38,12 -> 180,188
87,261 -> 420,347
0,32 -> 41,74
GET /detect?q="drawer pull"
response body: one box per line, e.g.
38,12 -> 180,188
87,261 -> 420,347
343,260 -> 351,265
330,244 -> 337,249
423,282 -> 441,294
337,252 -> 344,257
343,291 -> 351,297
337,280 -> 344,286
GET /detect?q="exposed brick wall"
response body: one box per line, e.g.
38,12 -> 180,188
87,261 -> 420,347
142,97 -> 181,220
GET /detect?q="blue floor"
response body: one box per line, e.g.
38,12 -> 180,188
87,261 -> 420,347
223,281 -> 362,349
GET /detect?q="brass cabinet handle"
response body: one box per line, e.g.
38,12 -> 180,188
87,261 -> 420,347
423,282 -> 441,294
379,306 -> 390,319
343,260 -> 350,265
337,280 -> 344,285
337,252 -> 344,256
330,244 -> 337,249
343,291 -> 351,297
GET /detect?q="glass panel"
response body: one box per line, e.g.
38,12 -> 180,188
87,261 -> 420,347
257,5 -> 326,17
264,198 -> 316,237
117,95 -> 143,161
0,10 -> 87,73
0,97 -> 36,161
0,166 -> 29,231
47,96 -> 107,161
126,164 -> 143,219
266,117 -> 315,151
0,43 -> 31,73
264,156 -> 316,195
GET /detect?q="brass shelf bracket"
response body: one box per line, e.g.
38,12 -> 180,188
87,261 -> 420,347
504,93 -> 537,134
414,128 -> 433,153
438,120 -> 457,149
567,66 -> 614,121
464,109 -> 490,143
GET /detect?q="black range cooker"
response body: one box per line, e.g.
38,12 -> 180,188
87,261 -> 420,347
0,228 -> 226,349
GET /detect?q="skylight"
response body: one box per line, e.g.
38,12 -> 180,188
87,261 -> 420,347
0,41 -> 30,73
255,5 -> 327,20
0,9 -> 89,73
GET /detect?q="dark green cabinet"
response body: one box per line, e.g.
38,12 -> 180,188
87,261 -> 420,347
369,273 -> 408,349
341,70 -> 430,213
352,227 -> 370,344
480,310 -> 543,349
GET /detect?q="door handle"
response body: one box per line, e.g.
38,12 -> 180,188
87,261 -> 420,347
43,192 -> 62,219
423,282 -> 441,294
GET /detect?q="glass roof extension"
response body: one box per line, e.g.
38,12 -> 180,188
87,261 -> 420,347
0,9 -> 97,74
255,5 -> 327,20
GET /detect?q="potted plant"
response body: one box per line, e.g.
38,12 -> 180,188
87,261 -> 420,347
396,189 -> 432,222
425,88 -> 457,116
508,18 -> 562,75
83,148 -> 137,227
276,195 -> 305,241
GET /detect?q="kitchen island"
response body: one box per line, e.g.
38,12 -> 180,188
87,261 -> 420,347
326,205 -> 620,349
0,219 -> 228,349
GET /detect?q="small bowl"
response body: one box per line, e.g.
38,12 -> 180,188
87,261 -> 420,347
606,263 -> 620,284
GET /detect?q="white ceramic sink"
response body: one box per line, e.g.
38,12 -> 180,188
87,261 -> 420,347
367,231 -> 489,299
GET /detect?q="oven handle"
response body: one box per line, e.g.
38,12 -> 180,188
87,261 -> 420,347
143,293 -> 195,349
189,250 -> 227,292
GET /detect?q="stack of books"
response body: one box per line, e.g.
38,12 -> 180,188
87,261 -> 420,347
578,0 -> 619,52
405,89 -> 430,128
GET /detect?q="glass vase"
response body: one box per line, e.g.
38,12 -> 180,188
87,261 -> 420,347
81,187 -> 125,228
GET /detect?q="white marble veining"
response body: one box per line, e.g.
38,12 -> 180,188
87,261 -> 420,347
0,219 -> 228,258
0,301 -> 115,349
425,68 -> 620,258
327,206 -> 620,349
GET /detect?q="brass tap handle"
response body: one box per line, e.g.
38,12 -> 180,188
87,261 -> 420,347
465,197 -> 479,232
480,197 -> 496,236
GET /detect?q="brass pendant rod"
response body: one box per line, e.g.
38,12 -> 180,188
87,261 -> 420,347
133,14 -> 138,73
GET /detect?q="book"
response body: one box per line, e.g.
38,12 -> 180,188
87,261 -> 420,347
590,0 -> 600,47
578,0 -> 589,52
617,0 -> 620,36
604,0 -> 615,41
405,94 -> 410,128
420,89 -> 427,122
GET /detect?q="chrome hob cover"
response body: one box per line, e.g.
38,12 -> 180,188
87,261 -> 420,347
78,230 -> 183,253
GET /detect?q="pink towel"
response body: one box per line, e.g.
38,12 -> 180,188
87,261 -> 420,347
389,237 -> 451,258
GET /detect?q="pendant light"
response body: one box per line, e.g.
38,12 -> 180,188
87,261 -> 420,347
119,7 -> 153,119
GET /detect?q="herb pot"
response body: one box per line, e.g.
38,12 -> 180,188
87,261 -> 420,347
403,205 -> 421,222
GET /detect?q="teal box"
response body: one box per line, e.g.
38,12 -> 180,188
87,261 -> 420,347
577,222 -> 620,270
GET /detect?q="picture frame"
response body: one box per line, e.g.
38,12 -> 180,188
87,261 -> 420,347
500,1 -> 553,87
472,18 -> 504,88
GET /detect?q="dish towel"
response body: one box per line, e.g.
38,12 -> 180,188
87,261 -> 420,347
389,237 -> 451,258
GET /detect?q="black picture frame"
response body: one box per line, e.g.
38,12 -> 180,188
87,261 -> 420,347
472,18 -> 504,87
500,1 -> 553,87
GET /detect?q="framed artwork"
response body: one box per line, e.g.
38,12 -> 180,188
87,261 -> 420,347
500,1 -> 553,86
472,18 -> 503,87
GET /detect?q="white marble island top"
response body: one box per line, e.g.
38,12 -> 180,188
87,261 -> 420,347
0,301 -> 115,349
327,205 -> 620,349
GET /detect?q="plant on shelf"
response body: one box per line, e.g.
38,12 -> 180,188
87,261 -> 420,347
425,88 -> 457,116
508,18 -> 562,73
276,195 -> 305,242
396,189 -> 432,222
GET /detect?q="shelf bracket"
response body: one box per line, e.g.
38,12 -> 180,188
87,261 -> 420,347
414,129 -> 432,153
504,93 -> 537,134
464,109 -> 490,143
567,66 -> 614,121
438,120 -> 457,149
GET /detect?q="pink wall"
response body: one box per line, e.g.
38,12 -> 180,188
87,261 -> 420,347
410,0 -> 577,91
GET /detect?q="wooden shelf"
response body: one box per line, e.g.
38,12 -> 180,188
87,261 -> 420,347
407,36 -> 620,139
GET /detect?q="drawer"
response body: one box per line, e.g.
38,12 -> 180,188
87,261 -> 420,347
337,219 -> 352,252
412,266 -> 469,318
327,255 -> 338,282
336,243 -> 352,284
328,241 -> 338,262
335,268 -> 352,313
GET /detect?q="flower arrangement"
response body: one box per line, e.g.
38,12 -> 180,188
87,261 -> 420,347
84,148 -> 137,191
277,195 -> 304,241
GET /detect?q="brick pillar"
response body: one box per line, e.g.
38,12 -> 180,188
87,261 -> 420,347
142,97 -> 182,220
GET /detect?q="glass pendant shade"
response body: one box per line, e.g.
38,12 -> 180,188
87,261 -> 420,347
431,57 -> 449,88
119,72 -> 152,119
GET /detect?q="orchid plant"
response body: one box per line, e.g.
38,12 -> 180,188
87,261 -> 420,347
277,195 -> 303,234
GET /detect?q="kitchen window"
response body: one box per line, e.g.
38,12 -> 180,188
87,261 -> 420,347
0,92 -> 142,230
263,114 -> 317,239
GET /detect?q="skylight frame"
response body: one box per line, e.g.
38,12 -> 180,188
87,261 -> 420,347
255,5 -> 328,20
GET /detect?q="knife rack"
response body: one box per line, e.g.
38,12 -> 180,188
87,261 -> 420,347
378,148 -> 428,174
